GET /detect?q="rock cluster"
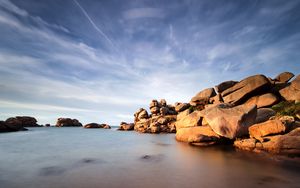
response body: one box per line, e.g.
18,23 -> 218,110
173,72 -> 300,156
117,122 -> 134,131
56,118 -> 82,127
0,116 -> 40,132
83,123 -> 111,129
131,99 -> 177,133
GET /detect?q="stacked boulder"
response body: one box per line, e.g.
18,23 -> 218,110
133,99 -> 177,133
56,118 -> 82,127
0,116 -> 40,132
83,123 -> 111,129
118,122 -> 134,131
174,72 -> 300,156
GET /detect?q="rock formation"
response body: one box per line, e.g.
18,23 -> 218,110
117,122 -> 134,131
83,123 -> 111,129
56,118 -> 82,127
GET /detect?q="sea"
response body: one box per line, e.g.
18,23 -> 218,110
0,127 -> 299,188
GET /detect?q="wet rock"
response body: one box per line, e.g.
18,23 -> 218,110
200,104 -> 257,139
56,118 -> 82,127
221,74 -> 271,105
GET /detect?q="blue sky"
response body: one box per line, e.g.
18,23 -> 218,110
0,0 -> 299,125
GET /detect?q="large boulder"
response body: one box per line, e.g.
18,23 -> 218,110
83,123 -> 109,129
118,122 -> 134,131
279,75 -> 300,101
234,128 -> 300,156
255,108 -> 276,124
200,104 -> 257,139
215,80 -> 238,93
175,103 -> 190,113
249,120 -> 287,140
14,116 -> 39,127
221,74 -> 271,105
190,88 -> 216,106
244,93 -> 279,108
175,126 -> 221,146
56,118 -> 82,127
274,72 -> 294,83
175,111 -> 203,130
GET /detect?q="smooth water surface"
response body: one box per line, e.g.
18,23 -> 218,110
0,127 -> 299,188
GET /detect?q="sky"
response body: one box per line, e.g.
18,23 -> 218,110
0,0 -> 300,125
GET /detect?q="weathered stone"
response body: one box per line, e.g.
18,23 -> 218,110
103,124 -> 111,129
244,93 -> 279,108
56,118 -> 82,127
175,103 -> 190,112
160,107 -> 169,116
222,74 -> 271,105
209,94 -> 223,104
118,122 -> 134,131
274,72 -> 294,83
150,106 -> 160,114
83,123 -> 104,128
255,108 -> 276,124
175,111 -> 203,130
160,99 -> 167,107
249,120 -> 286,140
190,88 -> 217,105
279,75 -> 300,101
176,126 -> 220,145
5,117 -> 23,130
200,104 -> 257,139
215,80 -> 238,93
150,100 -> 160,108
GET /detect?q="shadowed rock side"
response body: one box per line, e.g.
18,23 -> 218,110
56,118 -> 82,127
0,116 -> 41,132
126,71 -> 300,156
117,122 -> 134,131
83,123 -> 111,129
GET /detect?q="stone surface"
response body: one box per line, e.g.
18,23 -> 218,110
274,72 -> 294,83
190,88 -> 216,106
222,74 -> 271,105
200,104 -> 257,139
244,93 -> 279,108
175,126 -> 220,145
118,122 -> 134,131
215,80 -> 238,93
56,118 -> 82,127
249,120 -> 286,140
175,103 -> 190,112
279,75 -> 300,101
83,123 -> 109,129
255,108 -> 276,124
175,111 -> 203,130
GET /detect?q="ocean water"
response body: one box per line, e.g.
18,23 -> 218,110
0,127 -> 299,188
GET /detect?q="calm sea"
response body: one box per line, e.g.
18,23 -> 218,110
0,127 -> 299,188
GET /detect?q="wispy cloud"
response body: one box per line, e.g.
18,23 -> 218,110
123,8 -> 165,20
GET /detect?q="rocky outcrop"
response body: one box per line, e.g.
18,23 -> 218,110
118,122 -> 134,131
83,123 -> 110,129
215,80 -> 238,93
0,117 -> 30,132
255,108 -> 276,124
133,99 -> 177,133
175,103 -> 190,113
249,119 -> 287,140
175,111 -> 203,130
279,75 -> 300,101
221,75 -> 271,105
56,118 -> 82,127
176,126 -> 221,146
199,104 -> 257,139
190,88 -> 216,107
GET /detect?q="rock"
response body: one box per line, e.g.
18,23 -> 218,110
14,116 -> 39,127
279,75 -> 300,101
56,118 -> 82,127
160,99 -> 167,107
244,93 -> 279,108
150,100 -> 160,108
222,74 -> 271,105
175,126 -> 221,146
175,103 -> 190,112
160,107 -> 169,116
274,72 -> 294,83
118,122 -> 134,131
176,109 -> 191,121
45,124 -> 51,127
175,111 -> 203,130
83,123 -> 104,128
255,108 -> 276,124
249,120 -> 287,140
103,124 -> 111,129
215,80 -> 238,93
200,104 -> 257,139
0,121 -> 8,132
5,117 -> 23,131
209,94 -> 223,104
235,133 -> 300,156
190,88 -> 216,106
150,106 -> 160,114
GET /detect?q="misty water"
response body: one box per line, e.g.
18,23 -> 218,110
0,127 -> 299,188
